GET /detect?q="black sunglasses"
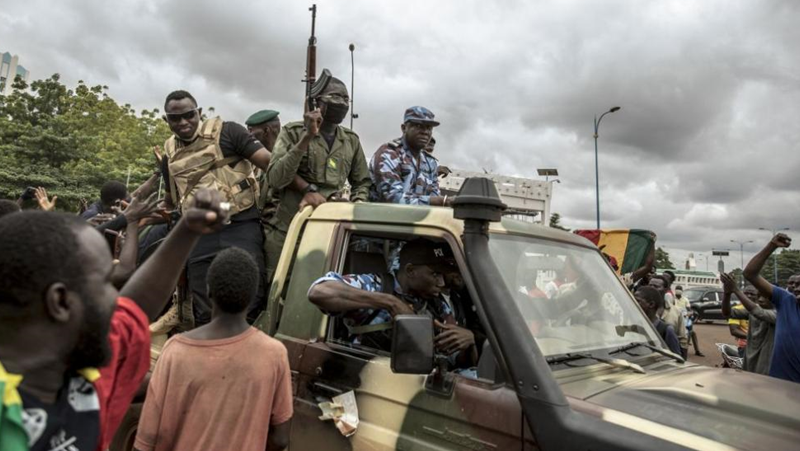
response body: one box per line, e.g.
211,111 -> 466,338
165,109 -> 199,122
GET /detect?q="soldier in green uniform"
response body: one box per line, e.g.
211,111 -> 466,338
245,109 -> 281,222
265,69 -> 371,280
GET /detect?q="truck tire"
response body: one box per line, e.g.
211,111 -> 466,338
109,402 -> 143,451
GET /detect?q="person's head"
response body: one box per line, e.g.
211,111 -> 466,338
648,275 -> 669,294
674,285 -> 684,299
397,239 -> 452,299
207,247 -> 259,315
663,270 -> 675,288
740,284 -> 771,309
424,137 -> 436,154
246,110 -> 281,151
0,199 -> 21,219
401,106 -> 440,151
635,285 -> 663,319
164,90 -> 201,141
0,212 -> 118,370
787,274 -> 800,291
443,265 -> 464,291
791,274 -> 800,303
310,69 -> 349,125
100,181 -> 128,210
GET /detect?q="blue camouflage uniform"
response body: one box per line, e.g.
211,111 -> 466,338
369,137 -> 441,205
309,271 -> 455,351
369,106 -> 442,205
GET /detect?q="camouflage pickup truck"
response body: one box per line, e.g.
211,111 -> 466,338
114,178 -> 800,450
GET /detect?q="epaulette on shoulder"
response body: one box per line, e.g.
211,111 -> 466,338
340,126 -> 359,139
387,138 -> 402,150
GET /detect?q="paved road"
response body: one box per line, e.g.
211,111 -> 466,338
687,321 -> 738,367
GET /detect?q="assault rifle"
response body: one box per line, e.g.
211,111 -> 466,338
304,4 -> 317,112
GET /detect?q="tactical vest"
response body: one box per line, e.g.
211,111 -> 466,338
164,117 -> 259,215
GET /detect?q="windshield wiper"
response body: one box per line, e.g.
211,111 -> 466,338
546,353 -> 646,374
610,342 -> 685,364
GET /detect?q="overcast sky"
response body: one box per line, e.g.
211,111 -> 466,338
2,0 -> 798,269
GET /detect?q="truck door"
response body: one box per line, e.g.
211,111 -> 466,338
290,226 -> 532,450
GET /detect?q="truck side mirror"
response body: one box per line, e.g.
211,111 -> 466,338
391,315 -> 434,374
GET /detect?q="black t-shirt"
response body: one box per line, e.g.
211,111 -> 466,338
162,121 -> 264,221
19,374 -> 101,451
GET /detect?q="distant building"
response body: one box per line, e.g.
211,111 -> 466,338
1,52 -> 30,95
440,169 -> 554,225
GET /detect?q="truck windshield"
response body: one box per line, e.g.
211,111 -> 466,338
487,234 -> 662,357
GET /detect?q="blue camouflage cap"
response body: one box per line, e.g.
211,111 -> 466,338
404,106 -> 440,126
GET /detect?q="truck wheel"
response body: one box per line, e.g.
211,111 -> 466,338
109,402 -> 143,451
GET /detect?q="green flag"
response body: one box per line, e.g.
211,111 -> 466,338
1,362 -> 30,451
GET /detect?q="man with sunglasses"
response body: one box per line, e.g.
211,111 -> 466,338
160,90 -> 273,326
266,69 -> 371,281
369,106 -> 454,206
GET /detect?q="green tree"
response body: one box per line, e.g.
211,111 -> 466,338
654,247 -> 675,269
760,249 -> 800,287
0,74 -> 171,210
549,213 -> 569,231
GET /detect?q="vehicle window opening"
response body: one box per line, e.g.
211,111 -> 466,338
324,232 -> 492,381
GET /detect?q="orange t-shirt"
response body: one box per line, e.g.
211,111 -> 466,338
134,327 -> 293,451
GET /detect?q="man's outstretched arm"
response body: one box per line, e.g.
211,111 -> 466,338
121,189 -> 227,320
744,233 -> 792,300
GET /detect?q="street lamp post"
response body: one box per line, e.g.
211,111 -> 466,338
759,227 -> 789,284
730,239 -> 754,287
593,106 -> 621,229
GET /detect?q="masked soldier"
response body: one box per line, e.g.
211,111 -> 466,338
161,90 -> 271,326
265,69 -> 371,281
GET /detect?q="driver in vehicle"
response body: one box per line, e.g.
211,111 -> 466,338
308,238 -> 479,369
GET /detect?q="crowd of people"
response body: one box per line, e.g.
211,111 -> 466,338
625,234 -> 800,382
1,67 -> 799,451
0,69 -> 459,451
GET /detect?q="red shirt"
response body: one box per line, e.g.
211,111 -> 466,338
95,297 -> 151,450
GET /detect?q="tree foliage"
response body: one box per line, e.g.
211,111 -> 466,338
0,74 -> 171,210
654,247 -> 675,269
549,213 -> 569,231
760,249 -> 800,287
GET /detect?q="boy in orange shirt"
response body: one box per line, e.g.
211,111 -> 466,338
135,248 -> 292,451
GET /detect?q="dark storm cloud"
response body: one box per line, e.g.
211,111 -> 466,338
2,0 -> 798,257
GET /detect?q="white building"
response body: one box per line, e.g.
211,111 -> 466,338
440,170 -> 555,225
1,52 -> 30,95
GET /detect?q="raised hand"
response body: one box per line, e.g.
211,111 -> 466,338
34,187 -> 57,211
771,233 -> 792,248
181,189 -> 228,234
303,108 -> 322,137
122,193 -> 160,222
720,272 -> 737,292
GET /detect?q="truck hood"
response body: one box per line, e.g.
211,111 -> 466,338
579,365 -> 800,450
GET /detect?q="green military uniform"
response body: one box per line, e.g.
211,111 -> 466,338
265,121 -> 371,279
245,109 -> 281,216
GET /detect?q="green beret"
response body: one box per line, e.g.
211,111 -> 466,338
245,109 -> 280,126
